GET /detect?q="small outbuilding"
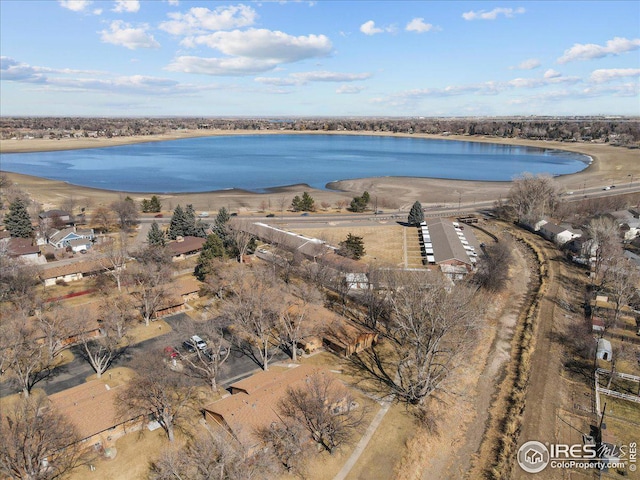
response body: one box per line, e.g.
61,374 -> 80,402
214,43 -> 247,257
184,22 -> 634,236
596,338 -> 613,361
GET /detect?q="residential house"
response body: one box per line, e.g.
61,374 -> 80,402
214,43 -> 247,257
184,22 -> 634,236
49,227 -> 94,252
323,316 -> 378,357
39,209 -> 73,227
49,380 -> 138,448
203,365 -> 334,448
4,237 -> 44,264
166,236 -> 206,261
539,222 -> 581,245
40,259 -> 105,286
152,276 -> 203,318
344,272 -> 370,290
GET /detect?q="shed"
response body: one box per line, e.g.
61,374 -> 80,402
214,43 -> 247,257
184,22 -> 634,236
596,338 -> 612,361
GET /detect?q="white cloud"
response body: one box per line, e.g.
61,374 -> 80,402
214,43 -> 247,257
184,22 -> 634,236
291,71 -> 371,83
557,37 -> 640,63
167,0 -> 179,5
360,20 -> 383,35
255,70 -> 371,86
113,0 -> 140,13
159,5 -> 257,36
58,0 -> 92,12
462,7 -> 525,21
508,72 -> 579,88
510,58 -> 540,70
589,68 -> 640,83
166,56 -> 281,76
405,18 -> 434,33
93,8 -> 102,15
100,21 -> 160,50
182,29 -> 332,63
336,85 -> 365,94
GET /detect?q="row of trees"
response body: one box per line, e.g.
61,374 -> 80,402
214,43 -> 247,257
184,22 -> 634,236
4,117 -> 638,145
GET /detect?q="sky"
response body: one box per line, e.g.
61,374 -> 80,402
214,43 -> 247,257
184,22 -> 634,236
1,0 -> 639,117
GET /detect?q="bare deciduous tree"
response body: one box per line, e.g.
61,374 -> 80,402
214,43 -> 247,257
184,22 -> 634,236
0,395 -> 89,479
116,351 -> 197,442
603,253 -> 640,330
585,216 -> 622,286
278,371 -> 365,454
222,267 -> 282,371
90,206 -> 115,233
277,286 -> 320,363
507,173 -> 560,224
97,231 -> 129,292
128,246 -> 173,326
178,319 -> 231,392
110,196 -> 138,232
76,298 -> 131,378
351,276 -> 481,414
0,309 -> 55,397
149,429 -> 276,480
256,418 -> 309,474
472,239 -> 514,292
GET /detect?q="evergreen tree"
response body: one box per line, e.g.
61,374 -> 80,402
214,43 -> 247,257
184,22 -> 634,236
408,201 -> 424,226
4,198 -> 34,238
149,195 -> 162,213
214,207 -> 230,239
337,233 -> 366,260
184,204 -> 197,236
140,195 -> 162,213
147,221 -> 166,247
291,192 -> 315,212
349,191 -> 371,213
195,233 -> 226,280
167,205 -> 187,240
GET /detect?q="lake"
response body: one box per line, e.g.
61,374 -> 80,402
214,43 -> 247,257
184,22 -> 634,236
0,134 -> 590,193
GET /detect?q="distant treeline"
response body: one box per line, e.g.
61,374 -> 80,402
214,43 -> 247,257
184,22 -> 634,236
1,116 -> 638,147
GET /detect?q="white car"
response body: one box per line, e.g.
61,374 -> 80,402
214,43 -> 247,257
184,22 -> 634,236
184,335 -> 207,351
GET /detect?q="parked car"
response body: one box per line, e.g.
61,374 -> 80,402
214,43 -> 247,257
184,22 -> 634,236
266,213 -> 275,217
154,213 -> 163,218
603,186 -> 611,190
164,346 -> 179,359
300,213 -> 310,216
190,335 -> 207,350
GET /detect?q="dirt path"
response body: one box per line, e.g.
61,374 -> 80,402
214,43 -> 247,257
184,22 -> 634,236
512,237 -> 581,479
454,242 -> 531,478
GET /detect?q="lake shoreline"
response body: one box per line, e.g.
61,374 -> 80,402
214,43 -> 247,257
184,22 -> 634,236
1,130 -> 636,213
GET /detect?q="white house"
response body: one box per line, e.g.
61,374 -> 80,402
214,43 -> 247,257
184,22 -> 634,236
539,222 -> 581,245
48,227 -> 94,251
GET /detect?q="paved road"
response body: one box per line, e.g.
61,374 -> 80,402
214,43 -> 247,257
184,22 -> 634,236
0,312 -> 288,398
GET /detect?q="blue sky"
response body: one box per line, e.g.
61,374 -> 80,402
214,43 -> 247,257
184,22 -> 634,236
1,0 -> 638,117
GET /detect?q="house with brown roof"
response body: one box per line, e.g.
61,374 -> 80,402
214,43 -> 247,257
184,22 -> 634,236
4,237 -> 43,264
323,316 -> 378,357
166,236 -> 206,261
202,365 -> 332,448
40,259 -> 106,286
48,380 -> 138,448
152,276 -> 203,318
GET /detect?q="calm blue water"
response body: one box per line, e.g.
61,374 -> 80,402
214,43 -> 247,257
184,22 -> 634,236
0,135 -> 590,193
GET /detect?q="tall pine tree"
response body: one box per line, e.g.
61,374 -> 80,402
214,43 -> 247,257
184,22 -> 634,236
408,201 -> 424,226
195,233 -> 226,280
4,198 -> 34,238
147,221 -> 166,247
167,205 -> 187,240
